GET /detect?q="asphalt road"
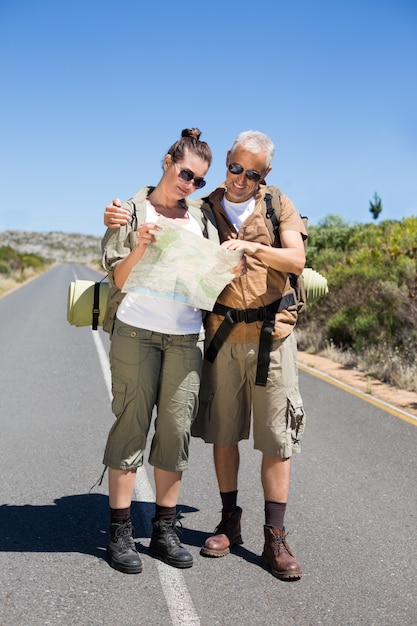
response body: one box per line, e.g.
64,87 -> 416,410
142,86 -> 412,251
0,264 -> 416,626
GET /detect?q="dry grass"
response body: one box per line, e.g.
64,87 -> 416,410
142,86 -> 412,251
0,267 -> 42,298
296,328 -> 417,393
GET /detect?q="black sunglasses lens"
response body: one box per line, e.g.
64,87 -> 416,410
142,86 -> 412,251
228,163 -> 243,175
228,163 -> 261,182
179,169 -> 206,189
179,169 -> 194,182
246,170 -> 261,182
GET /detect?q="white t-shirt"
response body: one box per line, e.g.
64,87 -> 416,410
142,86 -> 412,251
117,202 -> 203,334
222,196 -> 255,231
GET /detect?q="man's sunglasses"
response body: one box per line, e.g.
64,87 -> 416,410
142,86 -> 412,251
228,162 -> 263,182
178,167 -> 206,189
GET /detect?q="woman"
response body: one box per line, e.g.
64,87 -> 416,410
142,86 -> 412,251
102,129 -> 215,574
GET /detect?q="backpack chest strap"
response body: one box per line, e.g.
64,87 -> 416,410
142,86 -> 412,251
205,293 -> 295,386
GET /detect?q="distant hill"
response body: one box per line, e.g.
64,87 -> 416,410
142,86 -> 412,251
0,230 -> 102,264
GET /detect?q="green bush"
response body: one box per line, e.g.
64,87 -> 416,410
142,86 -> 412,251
21,254 -> 44,271
300,214 -> 417,364
0,245 -> 49,275
326,307 -> 358,347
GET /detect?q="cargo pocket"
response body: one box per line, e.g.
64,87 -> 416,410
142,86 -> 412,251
288,393 -> 306,450
111,379 -> 128,419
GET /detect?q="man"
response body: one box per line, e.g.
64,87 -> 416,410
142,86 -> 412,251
104,131 -> 307,580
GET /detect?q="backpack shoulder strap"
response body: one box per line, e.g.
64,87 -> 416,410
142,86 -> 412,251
128,185 -> 155,234
125,198 -> 147,248
101,197 -> 147,336
263,186 -> 282,246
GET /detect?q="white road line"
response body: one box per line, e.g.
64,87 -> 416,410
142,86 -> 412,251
91,329 -> 201,626
91,330 -> 112,399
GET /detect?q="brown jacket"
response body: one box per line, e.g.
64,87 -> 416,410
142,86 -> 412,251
203,184 -> 307,342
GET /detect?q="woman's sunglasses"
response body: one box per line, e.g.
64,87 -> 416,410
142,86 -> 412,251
228,162 -> 263,182
177,167 -> 206,189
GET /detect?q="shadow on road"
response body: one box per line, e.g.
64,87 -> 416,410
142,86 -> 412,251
0,493 -> 122,557
0,493 -> 260,566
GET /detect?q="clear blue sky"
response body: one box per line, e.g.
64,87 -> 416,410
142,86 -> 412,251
1,0 -> 416,236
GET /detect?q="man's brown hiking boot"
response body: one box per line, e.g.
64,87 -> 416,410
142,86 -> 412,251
200,507 -> 243,557
261,525 -> 302,580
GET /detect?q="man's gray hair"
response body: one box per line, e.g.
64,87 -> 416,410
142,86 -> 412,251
230,130 -> 275,167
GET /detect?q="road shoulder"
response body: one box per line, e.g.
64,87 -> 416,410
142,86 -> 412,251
297,351 -> 417,419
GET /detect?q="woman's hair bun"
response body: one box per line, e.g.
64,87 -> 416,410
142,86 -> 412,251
181,128 -> 202,141
166,127 -> 212,166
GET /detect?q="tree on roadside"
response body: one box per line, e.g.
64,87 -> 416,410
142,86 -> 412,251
369,192 -> 383,220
